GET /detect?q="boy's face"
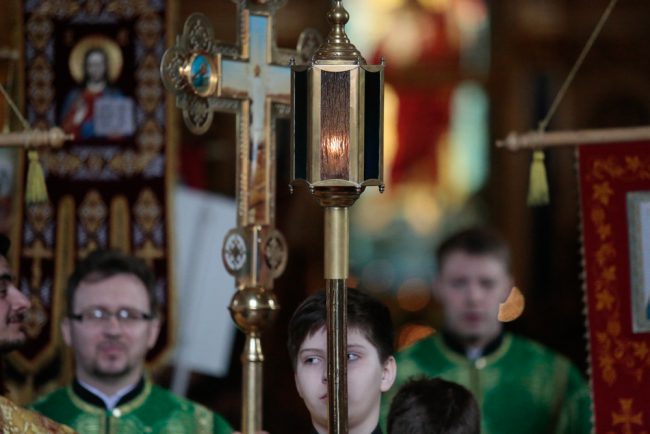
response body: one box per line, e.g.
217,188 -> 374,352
435,250 -> 512,344
294,326 -> 396,434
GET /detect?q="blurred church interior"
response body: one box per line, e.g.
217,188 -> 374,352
1,0 -> 649,431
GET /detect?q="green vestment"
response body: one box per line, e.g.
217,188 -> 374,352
380,333 -> 592,434
30,379 -> 233,434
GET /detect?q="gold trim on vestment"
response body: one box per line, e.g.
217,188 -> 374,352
67,380 -> 152,416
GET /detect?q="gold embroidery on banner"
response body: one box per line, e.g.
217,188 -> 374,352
28,56 -> 54,114
56,197 -> 77,383
23,296 -> 47,338
23,239 -> 52,290
611,399 -> 643,432
135,12 -> 163,49
136,55 -> 162,113
27,202 -> 53,234
111,195 -> 132,254
133,189 -> 163,267
134,189 -> 161,234
40,151 -> 82,177
78,191 -> 107,258
137,121 -> 164,153
586,153 -> 650,393
136,239 -> 164,268
105,0 -> 152,16
56,195 -> 76,292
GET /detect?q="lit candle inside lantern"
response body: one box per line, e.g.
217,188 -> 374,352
318,69 -> 351,181
321,133 -> 349,179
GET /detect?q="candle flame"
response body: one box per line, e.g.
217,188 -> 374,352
321,134 -> 349,179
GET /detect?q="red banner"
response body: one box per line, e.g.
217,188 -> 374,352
578,142 -> 650,433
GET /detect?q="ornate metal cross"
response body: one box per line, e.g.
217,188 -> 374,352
161,1 -> 320,432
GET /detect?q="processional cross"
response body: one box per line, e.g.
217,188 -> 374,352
161,2 -> 320,432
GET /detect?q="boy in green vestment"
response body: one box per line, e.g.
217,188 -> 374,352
30,250 -> 233,434
380,227 -> 592,434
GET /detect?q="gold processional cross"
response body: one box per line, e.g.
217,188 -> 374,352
161,1 -> 320,432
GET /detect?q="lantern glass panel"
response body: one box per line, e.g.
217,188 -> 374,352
292,69 -> 309,180
320,70 -> 350,180
363,69 -> 382,180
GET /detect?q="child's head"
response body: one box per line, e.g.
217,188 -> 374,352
287,288 -> 396,434
387,377 -> 480,434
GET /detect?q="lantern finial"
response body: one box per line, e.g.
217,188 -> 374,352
313,1 -> 364,64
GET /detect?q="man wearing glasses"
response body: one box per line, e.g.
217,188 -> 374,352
31,249 -> 233,433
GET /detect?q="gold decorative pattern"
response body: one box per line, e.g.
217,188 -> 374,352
23,295 -> 48,338
78,190 -> 107,259
133,189 -> 160,234
581,148 -> 650,432
133,189 -> 163,267
110,195 -> 131,254
0,395 -> 75,433
23,239 -> 52,290
586,154 -> 650,387
612,399 -> 643,433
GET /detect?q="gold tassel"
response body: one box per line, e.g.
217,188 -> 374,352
25,150 -> 49,204
526,150 -> 549,206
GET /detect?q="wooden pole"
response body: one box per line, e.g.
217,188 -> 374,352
497,126 -> 650,151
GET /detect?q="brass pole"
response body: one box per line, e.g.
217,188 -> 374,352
242,332 -> 263,433
324,206 -> 348,434
324,206 -> 348,280
229,285 -> 280,434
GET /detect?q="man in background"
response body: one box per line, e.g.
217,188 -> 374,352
0,233 -> 75,433
31,249 -> 232,433
380,227 -> 592,433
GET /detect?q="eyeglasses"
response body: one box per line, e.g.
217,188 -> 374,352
69,307 -> 153,325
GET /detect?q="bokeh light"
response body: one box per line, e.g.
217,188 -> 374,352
396,277 -> 432,312
397,323 -> 435,350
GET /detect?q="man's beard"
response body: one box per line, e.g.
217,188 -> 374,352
92,363 -> 132,380
0,336 -> 26,353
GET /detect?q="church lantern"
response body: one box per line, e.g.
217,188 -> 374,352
290,7 -> 384,197
289,1 -> 384,433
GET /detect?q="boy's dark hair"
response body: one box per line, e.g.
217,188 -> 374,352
287,288 -> 394,369
388,377 -> 480,434
66,249 -> 157,314
436,226 -> 511,271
